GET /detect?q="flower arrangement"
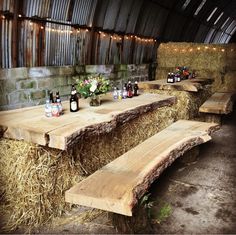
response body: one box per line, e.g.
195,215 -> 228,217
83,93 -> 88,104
76,75 -> 111,99
176,66 -> 191,79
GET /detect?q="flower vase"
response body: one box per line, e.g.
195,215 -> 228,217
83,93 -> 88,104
89,95 -> 101,106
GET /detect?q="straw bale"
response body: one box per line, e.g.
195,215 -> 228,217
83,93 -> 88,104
0,139 -> 85,232
156,43 -> 236,93
157,43 -> 228,71
144,88 -> 212,120
0,103 -> 177,232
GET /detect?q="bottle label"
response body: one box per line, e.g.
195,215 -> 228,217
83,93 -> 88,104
52,104 -> 60,117
71,101 -> 77,111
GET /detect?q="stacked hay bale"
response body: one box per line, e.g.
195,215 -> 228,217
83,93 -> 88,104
0,103 -> 176,233
156,43 -> 236,92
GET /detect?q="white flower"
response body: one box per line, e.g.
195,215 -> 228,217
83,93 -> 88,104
90,80 -> 98,92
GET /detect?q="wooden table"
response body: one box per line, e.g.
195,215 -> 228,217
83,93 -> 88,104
139,78 -> 213,92
0,93 -> 176,150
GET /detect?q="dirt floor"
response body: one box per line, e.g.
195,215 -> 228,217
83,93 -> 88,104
14,106 -> 236,234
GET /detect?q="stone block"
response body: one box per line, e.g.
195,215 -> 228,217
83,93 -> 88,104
85,65 -> 113,74
75,65 -> 85,74
52,76 -> 68,87
37,77 -> 54,89
16,80 -> 37,89
57,85 -> 71,97
85,65 -> 100,74
0,79 -> 16,93
59,66 -> 75,76
0,94 -> 8,106
7,67 -> 28,80
114,64 -> 128,71
117,71 -> 128,80
8,91 -> 30,105
28,67 -> 47,78
127,64 -> 136,72
30,90 -> 46,100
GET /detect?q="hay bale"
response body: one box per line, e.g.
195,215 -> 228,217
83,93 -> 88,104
0,104 -> 177,232
144,88 -> 212,120
0,140 -> 85,232
156,43 -> 236,93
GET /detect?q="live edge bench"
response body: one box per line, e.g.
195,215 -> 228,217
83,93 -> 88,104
199,92 -> 235,124
65,120 -> 219,232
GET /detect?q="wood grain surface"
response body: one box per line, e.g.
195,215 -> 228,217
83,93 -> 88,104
0,93 -> 176,150
65,120 -> 219,216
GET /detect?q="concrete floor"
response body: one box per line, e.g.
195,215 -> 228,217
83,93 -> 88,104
37,107 -> 236,234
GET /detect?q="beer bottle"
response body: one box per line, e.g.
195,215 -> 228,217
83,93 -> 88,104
133,81 -> 139,96
70,85 -> 79,112
127,81 -> 133,98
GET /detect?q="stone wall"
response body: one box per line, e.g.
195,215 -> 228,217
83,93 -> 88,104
0,64 -> 149,111
156,43 -> 236,92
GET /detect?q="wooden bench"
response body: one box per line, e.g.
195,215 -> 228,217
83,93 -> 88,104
65,120 -> 219,219
199,92 -> 235,123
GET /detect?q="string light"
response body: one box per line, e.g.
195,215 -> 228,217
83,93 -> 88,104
221,49 -> 225,52
40,26 -> 44,29
1,15 -> 5,19
18,14 -> 22,18
205,46 -> 209,49
197,47 -> 201,50
213,47 -> 216,51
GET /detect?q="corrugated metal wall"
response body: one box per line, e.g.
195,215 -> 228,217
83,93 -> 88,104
0,0 -> 235,68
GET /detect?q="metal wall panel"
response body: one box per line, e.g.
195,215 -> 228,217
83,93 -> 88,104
0,0 -> 14,12
194,24 -> 210,42
125,0 -> 143,34
50,0 -> 71,21
23,0 -> 51,18
71,0 -> 97,26
114,0 -> 133,32
103,0 -> 121,30
150,7 -> 168,38
1,18 -> 12,68
181,19 -> 200,42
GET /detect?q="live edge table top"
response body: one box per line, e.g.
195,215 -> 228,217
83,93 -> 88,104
139,78 -> 213,92
0,93 -> 176,150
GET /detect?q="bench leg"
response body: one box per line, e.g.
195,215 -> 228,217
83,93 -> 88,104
110,204 -> 152,233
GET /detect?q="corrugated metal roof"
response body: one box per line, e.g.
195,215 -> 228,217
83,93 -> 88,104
23,0 -> 51,18
103,0 -> 122,30
125,0 -> 143,34
71,0 -> 97,26
114,0 -> 133,32
0,0 -> 14,12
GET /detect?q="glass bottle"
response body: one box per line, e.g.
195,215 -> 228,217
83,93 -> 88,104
56,91 -> 63,114
133,81 -> 139,96
122,86 -> 128,99
113,87 -> 118,100
45,99 -> 52,117
127,81 -> 133,98
70,85 -> 79,112
49,91 -> 54,103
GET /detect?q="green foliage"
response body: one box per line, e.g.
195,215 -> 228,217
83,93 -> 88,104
76,74 -> 111,99
140,193 -> 154,218
153,202 -> 172,224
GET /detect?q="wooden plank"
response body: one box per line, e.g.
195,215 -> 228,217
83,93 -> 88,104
138,78 -> 213,92
0,93 -> 176,150
199,92 -> 235,114
65,120 -> 219,216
